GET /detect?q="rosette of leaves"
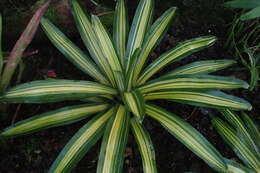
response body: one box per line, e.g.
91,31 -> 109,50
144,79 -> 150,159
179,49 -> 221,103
0,0 -> 252,172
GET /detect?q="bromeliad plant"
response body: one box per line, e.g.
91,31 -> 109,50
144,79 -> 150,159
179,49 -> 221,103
0,0 -> 253,172
212,110 -> 260,173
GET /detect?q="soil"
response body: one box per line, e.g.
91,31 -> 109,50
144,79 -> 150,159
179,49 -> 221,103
0,0 -> 259,173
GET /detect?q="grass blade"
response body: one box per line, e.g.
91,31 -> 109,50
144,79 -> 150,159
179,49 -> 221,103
97,105 -> 130,173
113,0 -> 128,64
138,36 -> 217,85
146,104 -> 227,172
0,1 -> 50,91
145,90 -> 252,110
130,118 -> 157,173
0,79 -> 117,103
1,103 -> 109,137
225,159 -> 255,173
49,107 -> 115,173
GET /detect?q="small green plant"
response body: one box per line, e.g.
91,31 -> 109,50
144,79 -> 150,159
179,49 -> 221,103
0,0 -> 252,172
212,110 -> 260,173
225,1 -> 260,90
224,0 -> 260,21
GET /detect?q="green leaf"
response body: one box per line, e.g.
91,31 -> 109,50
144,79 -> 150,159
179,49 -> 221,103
212,116 -> 260,171
126,48 -> 141,91
123,90 -> 145,122
0,14 -> 3,75
161,60 -> 236,77
224,0 -> 260,9
130,118 -> 157,173
91,15 -> 125,90
41,18 -> 109,85
70,0 -> 116,86
139,74 -> 248,94
48,107 -> 114,173
126,0 -> 154,69
240,6 -> 260,21
132,7 -> 177,86
225,159 -> 255,173
97,105 -> 130,173
146,104 -> 227,172
1,103 -> 109,137
241,112 -> 260,147
138,36 -> 217,85
220,109 -> 259,154
0,79 -> 117,103
113,0 -> 128,64
0,2 -> 50,92
145,90 -> 252,110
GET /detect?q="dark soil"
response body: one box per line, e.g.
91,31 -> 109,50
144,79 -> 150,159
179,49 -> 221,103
0,0 -> 259,173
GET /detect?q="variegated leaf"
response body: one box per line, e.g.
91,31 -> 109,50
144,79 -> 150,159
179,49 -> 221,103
48,107 -> 115,173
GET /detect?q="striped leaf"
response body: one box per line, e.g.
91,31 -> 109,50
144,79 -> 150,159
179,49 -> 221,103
130,118 -> 157,173
123,90 -> 145,122
145,90 -> 252,110
126,0 -> 154,69
1,103 -> 108,137
126,48 -> 141,91
241,112 -> 260,147
70,0 -> 115,86
49,107 -> 115,173
0,79 -> 117,103
212,116 -> 260,171
40,18 -> 108,84
139,75 -> 249,94
97,105 -> 130,173
220,109 -> 259,154
0,14 -> 3,74
146,104 -> 227,172
225,159 -> 255,173
113,0 -> 128,63
132,7 -> 177,85
91,15 -> 125,90
138,36 -> 217,85
161,59 -> 236,78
